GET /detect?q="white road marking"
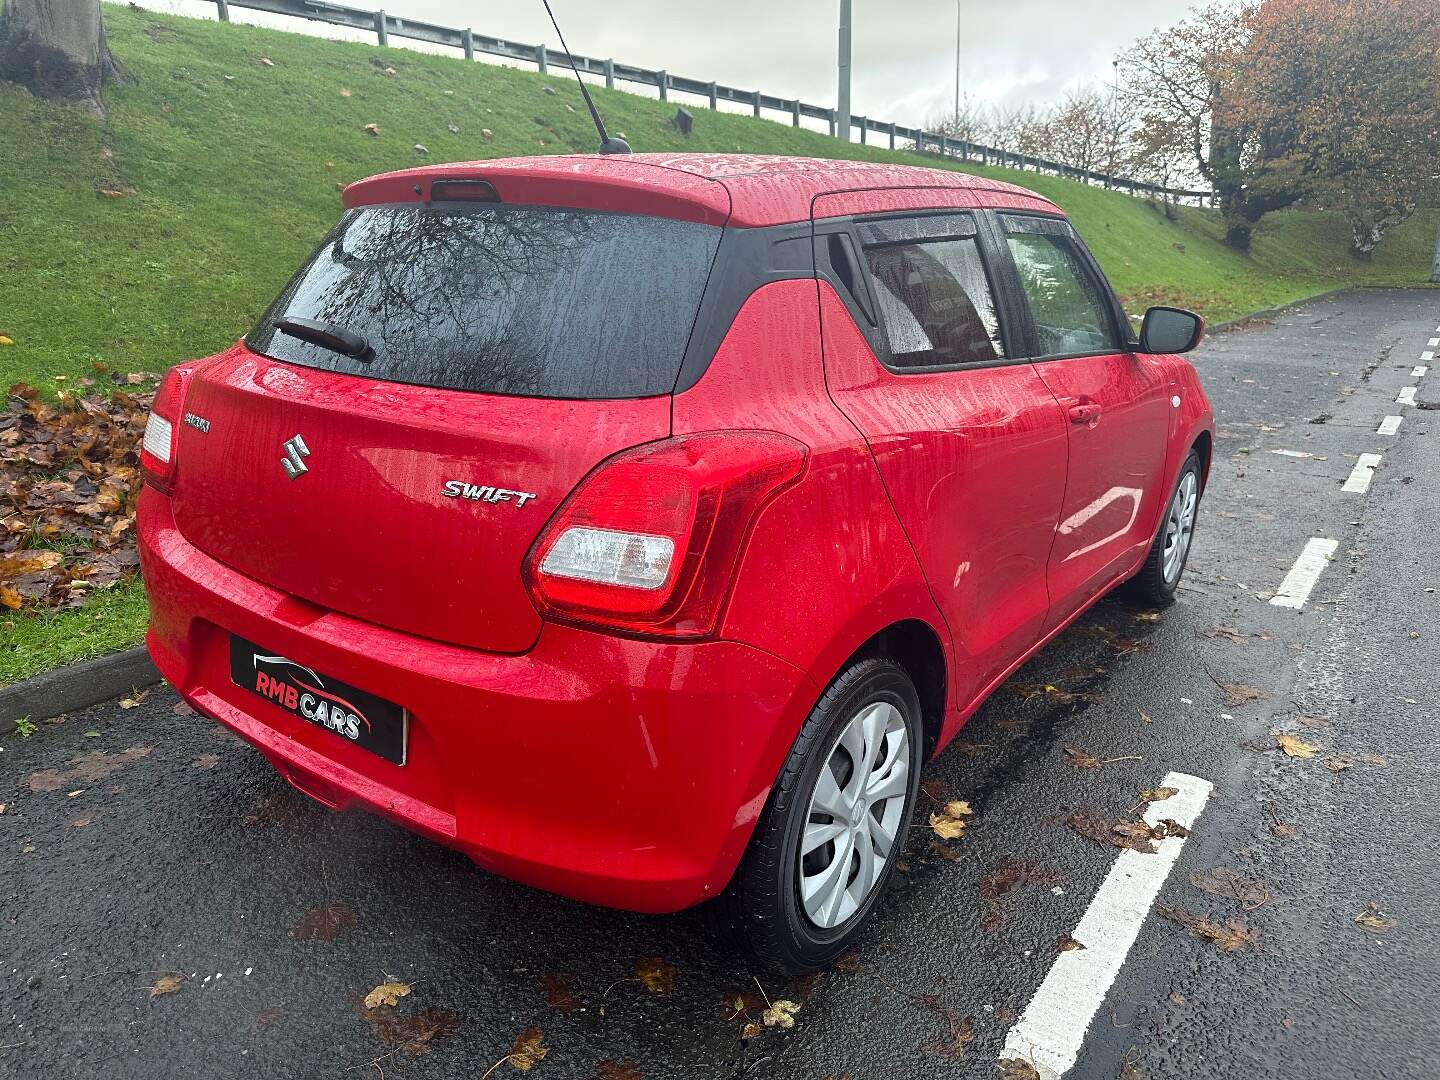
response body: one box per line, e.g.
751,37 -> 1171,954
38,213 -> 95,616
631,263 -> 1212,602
1422,351 -> 1436,362
1269,449 -> 1314,458
1397,386 -> 1418,406
1413,366 -> 1429,377
1342,453 -> 1382,494
1430,338 -> 1440,348
1378,415 -> 1403,435
1270,537 -> 1339,609
999,772 -> 1213,1080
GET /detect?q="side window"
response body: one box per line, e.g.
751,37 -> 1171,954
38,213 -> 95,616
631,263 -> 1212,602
1003,225 -> 1120,358
856,215 -> 1005,370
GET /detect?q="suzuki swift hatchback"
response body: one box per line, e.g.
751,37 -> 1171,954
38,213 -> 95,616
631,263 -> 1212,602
138,154 -> 1213,970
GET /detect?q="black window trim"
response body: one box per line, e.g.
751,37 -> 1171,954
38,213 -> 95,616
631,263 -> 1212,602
822,209 -> 1023,376
992,209 -> 1138,363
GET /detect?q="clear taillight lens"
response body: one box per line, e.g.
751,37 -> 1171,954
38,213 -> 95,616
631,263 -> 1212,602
524,431 -> 807,639
140,366 -> 193,494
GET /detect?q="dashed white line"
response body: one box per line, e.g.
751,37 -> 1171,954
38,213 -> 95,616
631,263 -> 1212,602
1413,366 -> 1429,377
1378,415 -> 1403,435
1270,537 -> 1339,609
999,772 -> 1213,1080
1422,351 -> 1436,362
1397,386 -> 1418,406
1429,338 -> 1440,348
1342,453 -> 1382,493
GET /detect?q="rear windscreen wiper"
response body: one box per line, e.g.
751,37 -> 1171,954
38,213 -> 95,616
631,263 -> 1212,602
275,317 -> 374,361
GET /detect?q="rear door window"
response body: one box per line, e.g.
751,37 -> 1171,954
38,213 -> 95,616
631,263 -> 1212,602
247,204 -> 722,399
1001,217 -> 1121,358
856,214 -> 1005,370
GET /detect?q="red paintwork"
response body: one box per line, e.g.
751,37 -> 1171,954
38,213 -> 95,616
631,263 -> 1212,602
139,154 -> 1213,913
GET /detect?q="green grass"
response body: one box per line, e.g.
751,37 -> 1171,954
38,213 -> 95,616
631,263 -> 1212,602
0,3 -> 1435,681
0,577 -> 150,684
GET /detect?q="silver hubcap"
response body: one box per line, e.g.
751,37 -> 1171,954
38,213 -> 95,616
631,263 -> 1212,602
1162,470 -> 1198,583
798,701 -> 910,929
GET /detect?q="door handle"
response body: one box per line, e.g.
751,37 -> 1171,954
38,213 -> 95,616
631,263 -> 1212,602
1067,402 -> 1102,424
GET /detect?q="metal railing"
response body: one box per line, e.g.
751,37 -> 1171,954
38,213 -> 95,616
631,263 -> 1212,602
205,0 -> 1215,206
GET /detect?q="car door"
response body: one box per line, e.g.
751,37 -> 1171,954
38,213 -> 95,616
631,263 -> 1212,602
814,200 -> 1071,710
995,214 -> 1172,630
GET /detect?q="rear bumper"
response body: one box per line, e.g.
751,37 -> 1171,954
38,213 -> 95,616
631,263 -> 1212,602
138,488 -> 818,912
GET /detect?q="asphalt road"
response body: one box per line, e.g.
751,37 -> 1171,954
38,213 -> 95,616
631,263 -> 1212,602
4,288 -> 1438,1080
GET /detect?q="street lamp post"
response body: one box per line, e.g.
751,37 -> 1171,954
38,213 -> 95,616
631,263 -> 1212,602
837,0 -> 852,142
955,0 -> 961,122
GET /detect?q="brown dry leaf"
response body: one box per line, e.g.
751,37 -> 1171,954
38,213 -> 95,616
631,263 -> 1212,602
71,815 -> 93,828
1134,611 -> 1162,623
1354,902 -> 1396,934
1277,733 -> 1322,759
1157,904 -> 1258,951
740,1021 -> 763,1040
363,981 -> 412,1009
761,999 -> 801,1029
28,770 -> 65,792
0,334 -> 13,346
999,1058 -> 1042,1080
257,56 -> 275,66
1159,819 -> 1189,838
1190,867 -> 1270,910
0,584 -> 21,609
634,956 -> 676,994
192,753 -> 220,769
1068,812 -> 1158,854
1139,711 -> 1153,724
0,804 -> 6,814
539,973 -> 578,1012
598,1062 -> 642,1080
1139,786 -> 1178,803
66,789 -> 84,798
1323,754 -> 1353,773
508,1026 -> 548,1071
0,550 -> 63,577
927,1013 -> 975,1060
364,122 -> 381,135
292,902 -> 356,941
1223,683 -> 1269,708
118,690 -> 149,710
1064,747 -> 1101,769
149,973 -> 184,998
1056,933 -> 1086,952
1205,625 -> 1250,643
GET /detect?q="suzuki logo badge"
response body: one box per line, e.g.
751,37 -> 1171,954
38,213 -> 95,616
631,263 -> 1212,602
281,434 -> 311,479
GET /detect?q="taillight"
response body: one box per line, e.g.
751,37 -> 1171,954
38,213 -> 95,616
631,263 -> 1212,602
140,366 -> 193,494
524,431 -> 807,639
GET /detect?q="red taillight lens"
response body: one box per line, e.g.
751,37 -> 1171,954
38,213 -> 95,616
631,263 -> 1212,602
524,431 -> 807,639
140,366 -> 193,494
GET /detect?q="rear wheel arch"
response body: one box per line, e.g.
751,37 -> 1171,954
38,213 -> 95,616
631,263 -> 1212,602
1190,430 -> 1212,491
839,619 -> 948,762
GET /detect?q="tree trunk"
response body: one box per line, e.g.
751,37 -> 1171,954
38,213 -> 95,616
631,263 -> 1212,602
0,0 -> 126,116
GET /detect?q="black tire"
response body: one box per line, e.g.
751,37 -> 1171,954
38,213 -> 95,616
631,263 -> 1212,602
1124,450 -> 1203,606
715,655 -> 923,972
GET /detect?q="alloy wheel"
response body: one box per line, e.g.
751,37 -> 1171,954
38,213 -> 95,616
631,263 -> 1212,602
1162,469 -> 1198,584
797,700 -> 910,929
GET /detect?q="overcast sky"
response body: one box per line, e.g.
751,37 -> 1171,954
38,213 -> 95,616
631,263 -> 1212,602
179,0 -> 1201,130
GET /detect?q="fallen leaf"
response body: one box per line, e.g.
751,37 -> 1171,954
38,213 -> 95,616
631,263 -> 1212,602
354,1003 -> 460,1056
28,770 -> 65,792
926,1012 -> 975,1060
292,902 -> 356,941
149,973 -> 184,998
1064,747 -> 1101,769
539,973 -> 578,1011
0,804 -> 6,814
1056,933 -> 1086,952
598,1062 -> 642,1080
192,753 -> 220,769
1222,683 -> 1269,708
999,1060 -> 1042,1080
1190,867 -> 1270,910
118,691 -> 149,710
363,980 -> 412,1009
340,87 -> 352,97
71,815 -> 93,828
1139,786 -> 1178,803
257,56 -> 275,66
1354,902 -> 1395,934
364,123 -> 381,135
1324,754 -> 1353,773
1277,733 -> 1322,759
1134,611 -> 1162,623
930,799 -> 974,840
1157,904 -> 1258,951
1159,819 -> 1189,838
740,1022 -> 762,1040
66,789 -> 84,798
634,956 -> 675,993
508,1026 -> 548,1071
762,999 -> 801,1029
1,584 -> 21,609
1204,625 -> 1250,643
0,334 -> 13,346
254,1006 -> 284,1030
1139,711 -> 1153,724
1169,991 -> 1186,1005
1069,812 -> 1158,853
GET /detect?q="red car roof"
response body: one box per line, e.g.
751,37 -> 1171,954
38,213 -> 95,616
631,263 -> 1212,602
342,153 -> 1061,227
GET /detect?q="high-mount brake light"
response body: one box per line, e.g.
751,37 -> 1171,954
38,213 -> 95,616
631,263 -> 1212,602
140,366 -> 194,494
429,179 -> 501,203
524,432 -> 807,638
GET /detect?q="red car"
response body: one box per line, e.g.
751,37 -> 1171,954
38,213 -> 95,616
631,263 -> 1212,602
138,154 -> 1212,969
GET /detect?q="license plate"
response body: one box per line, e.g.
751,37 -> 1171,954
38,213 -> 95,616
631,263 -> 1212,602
229,636 -> 408,765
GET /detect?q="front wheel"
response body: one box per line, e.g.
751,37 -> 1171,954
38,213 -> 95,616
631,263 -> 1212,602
1125,450 -> 1202,605
716,656 -> 922,971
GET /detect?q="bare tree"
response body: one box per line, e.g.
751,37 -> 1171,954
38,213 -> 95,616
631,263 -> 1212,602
0,0 -> 126,116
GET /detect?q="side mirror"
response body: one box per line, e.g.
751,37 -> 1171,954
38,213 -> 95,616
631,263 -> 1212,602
1139,306 -> 1205,355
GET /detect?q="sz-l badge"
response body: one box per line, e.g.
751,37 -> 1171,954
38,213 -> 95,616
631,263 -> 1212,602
281,433 -> 311,479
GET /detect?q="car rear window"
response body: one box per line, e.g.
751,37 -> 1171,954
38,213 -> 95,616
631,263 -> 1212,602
246,204 -> 722,399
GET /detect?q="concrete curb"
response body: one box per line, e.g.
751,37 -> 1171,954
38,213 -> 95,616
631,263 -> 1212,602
0,647 -> 160,733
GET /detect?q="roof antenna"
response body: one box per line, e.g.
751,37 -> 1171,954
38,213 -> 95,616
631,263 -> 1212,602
540,0 -> 631,155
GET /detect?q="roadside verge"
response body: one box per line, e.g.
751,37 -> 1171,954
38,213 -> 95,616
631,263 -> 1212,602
0,646 -> 159,734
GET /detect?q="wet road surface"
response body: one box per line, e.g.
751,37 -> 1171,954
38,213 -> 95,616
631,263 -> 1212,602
4,288 -> 1438,1079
